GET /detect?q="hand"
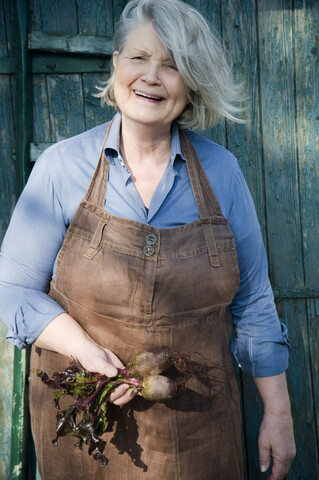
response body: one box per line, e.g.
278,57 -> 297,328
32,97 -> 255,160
35,313 -> 137,406
258,410 -> 296,479
75,338 -> 137,406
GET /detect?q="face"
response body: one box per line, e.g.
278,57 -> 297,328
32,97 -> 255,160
113,24 -> 189,130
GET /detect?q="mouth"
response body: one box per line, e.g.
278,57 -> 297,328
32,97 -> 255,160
134,90 -> 164,102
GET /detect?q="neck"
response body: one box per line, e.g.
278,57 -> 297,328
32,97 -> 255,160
120,116 -> 172,166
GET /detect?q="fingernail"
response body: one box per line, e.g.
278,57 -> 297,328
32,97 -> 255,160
260,465 -> 267,473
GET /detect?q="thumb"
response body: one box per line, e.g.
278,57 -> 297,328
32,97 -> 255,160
99,362 -> 119,378
259,438 -> 271,473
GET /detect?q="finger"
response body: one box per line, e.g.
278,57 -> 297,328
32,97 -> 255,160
259,440 -> 271,474
92,358 -> 119,378
110,385 -> 137,406
269,457 -> 292,480
105,350 -> 125,370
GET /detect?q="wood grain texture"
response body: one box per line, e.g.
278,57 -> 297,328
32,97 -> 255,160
294,1 -> 319,471
257,0 -> 318,477
1,1 -> 319,478
0,0 -> 15,474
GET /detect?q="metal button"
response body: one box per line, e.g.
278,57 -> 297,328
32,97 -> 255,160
143,245 -> 155,256
145,233 -> 157,245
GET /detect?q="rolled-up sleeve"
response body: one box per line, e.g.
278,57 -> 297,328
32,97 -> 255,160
0,151 -> 67,349
229,166 -> 290,377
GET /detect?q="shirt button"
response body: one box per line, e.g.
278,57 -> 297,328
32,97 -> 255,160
143,245 -> 155,256
145,233 -> 157,245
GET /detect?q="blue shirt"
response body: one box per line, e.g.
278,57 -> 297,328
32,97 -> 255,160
0,113 -> 289,377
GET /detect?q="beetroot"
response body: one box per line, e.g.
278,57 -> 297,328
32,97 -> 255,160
126,346 -> 173,378
34,347 -> 192,467
141,374 -> 177,401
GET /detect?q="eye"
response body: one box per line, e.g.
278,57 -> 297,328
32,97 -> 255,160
132,56 -> 145,61
164,63 -> 177,70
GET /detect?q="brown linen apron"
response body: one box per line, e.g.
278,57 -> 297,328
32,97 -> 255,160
29,125 -> 243,480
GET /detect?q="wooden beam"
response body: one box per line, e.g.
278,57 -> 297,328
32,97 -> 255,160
29,31 -> 114,56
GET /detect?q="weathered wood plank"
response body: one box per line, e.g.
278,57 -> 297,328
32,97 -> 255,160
32,54 -> 109,74
0,323 -> 14,480
0,55 -> 110,74
0,75 -> 16,238
29,31 -> 114,56
294,0 -> 319,459
0,57 -> 15,73
184,0 -> 227,147
0,0 -> 15,477
112,0 -> 129,25
46,74 -> 85,141
30,0 -> 77,34
220,2 -> 268,479
257,1 -> 318,479
82,73 -> 114,131
32,75 -> 51,143
77,0 -> 114,36
221,0 -> 266,238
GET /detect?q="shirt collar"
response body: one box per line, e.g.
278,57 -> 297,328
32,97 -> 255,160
104,112 -> 186,164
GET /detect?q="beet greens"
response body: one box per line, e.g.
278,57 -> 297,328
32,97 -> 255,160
34,347 -> 192,466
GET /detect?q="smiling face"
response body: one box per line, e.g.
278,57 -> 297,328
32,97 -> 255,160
112,23 -> 189,131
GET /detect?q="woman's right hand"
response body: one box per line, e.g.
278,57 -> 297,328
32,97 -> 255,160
75,337 -> 137,405
35,312 -> 137,405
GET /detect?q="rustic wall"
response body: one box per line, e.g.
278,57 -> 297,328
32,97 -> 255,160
0,1 -> 318,478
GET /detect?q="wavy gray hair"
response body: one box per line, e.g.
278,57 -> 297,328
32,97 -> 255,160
96,0 -> 246,130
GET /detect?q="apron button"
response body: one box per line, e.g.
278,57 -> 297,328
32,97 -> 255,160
143,245 -> 155,256
145,233 -> 157,245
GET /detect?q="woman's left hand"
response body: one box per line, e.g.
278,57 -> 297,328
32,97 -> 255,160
258,409 -> 296,479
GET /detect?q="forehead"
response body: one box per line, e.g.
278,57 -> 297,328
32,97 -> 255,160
122,23 -> 171,58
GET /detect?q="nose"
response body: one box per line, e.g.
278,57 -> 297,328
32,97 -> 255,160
142,60 -> 161,85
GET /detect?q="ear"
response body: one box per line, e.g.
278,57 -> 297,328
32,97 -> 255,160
113,51 -> 119,69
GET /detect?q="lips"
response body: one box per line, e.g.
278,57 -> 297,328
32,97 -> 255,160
134,90 -> 164,101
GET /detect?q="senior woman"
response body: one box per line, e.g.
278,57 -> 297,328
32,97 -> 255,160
0,0 -> 295,479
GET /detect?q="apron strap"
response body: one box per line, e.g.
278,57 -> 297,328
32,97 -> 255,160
179,129 -> 221,267
83,210 -> 110,259
83,119 -> 114,208
179,129 -> 223,217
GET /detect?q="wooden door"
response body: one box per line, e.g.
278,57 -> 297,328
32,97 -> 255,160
0,1 -> 318,478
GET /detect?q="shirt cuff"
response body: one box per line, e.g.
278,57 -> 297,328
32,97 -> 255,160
4,295 -> 66,350
231,322 -> 290,377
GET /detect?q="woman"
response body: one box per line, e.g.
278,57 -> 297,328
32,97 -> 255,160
0,0 -> 295,478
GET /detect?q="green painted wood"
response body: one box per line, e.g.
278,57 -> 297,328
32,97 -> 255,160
29,31 -> 114,56
1,1 -> 319,479
0,57 -> 15,73
32,75 -> 51,143
9,1 -> 34,479
0,55 -> 110,74
0,327 -> 14,480
30,0 -> 77,34
184,0 -> 227,148
77,0 -> 114,36
14,0 -> 31,194
0,3 -> 16,477
82,74 -> 114,130
32,54 -> 109,74
294,0 -> 319,460
257,1 -> 319,479
46,74 -> 85,141
222,0 -> 267,238
220,2 -> 268,478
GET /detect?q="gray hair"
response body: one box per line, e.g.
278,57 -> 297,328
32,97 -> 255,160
96,0 -> 246,130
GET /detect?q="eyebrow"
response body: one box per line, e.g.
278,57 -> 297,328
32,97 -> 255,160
127,48 -> 173,62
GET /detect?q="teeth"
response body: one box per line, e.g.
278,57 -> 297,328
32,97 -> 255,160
135,91 -> 162,100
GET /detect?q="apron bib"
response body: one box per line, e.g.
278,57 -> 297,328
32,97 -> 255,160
30,126 -> 243,479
